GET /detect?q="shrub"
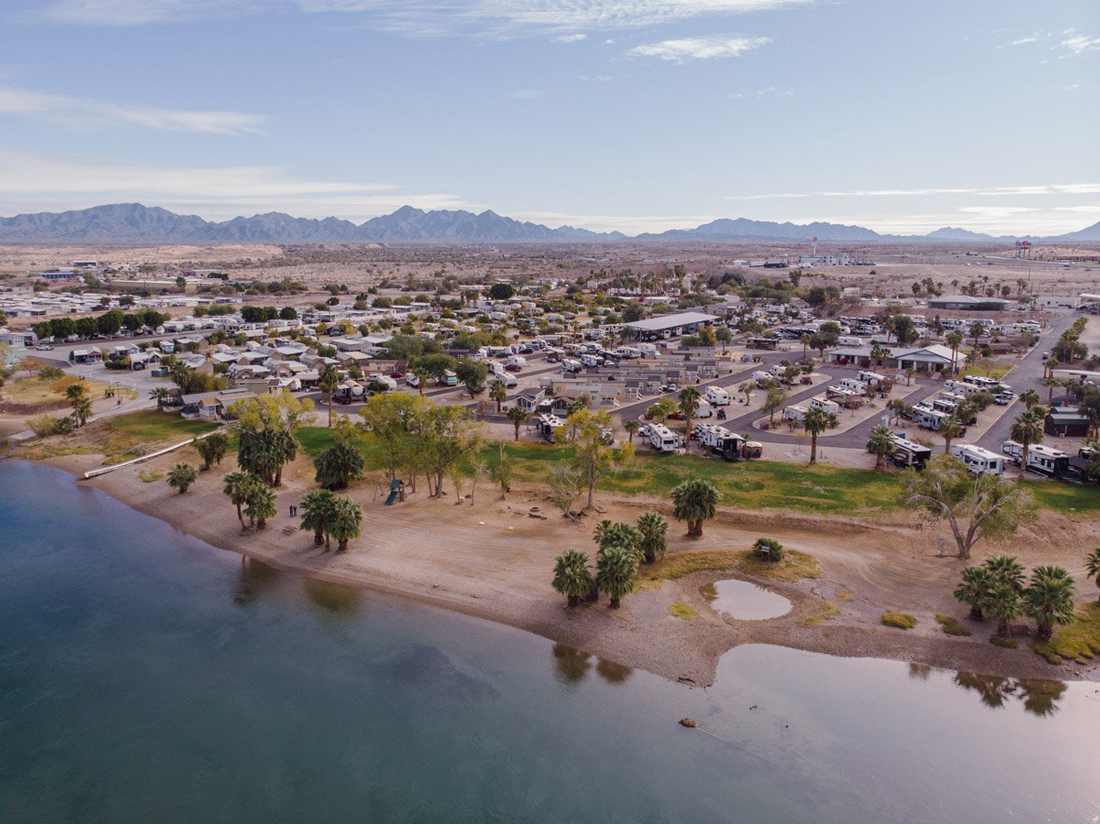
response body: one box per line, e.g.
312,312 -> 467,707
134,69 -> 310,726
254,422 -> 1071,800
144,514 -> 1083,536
752,537 -> 784,563
26,414 -> 62,437
990,635 -> 1018,649
934,614 -> 972,637
881,611 -> 917,630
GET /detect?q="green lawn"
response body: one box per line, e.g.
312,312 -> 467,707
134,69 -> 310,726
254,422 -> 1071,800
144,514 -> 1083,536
961,361 -> 1013,381
1020,479 -> 1100,513
104,411 -> 221,441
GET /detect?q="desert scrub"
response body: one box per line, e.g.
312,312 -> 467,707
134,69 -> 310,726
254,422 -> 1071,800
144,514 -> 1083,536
801,600 -> 840,626
668,602 -> 698,620
935,614 -> 972,637
881,612 -> 917,630
138,469 -> 164,483
737,548 -> 820,582
1032,603 -> 1100,664
990,635 -> 1018,649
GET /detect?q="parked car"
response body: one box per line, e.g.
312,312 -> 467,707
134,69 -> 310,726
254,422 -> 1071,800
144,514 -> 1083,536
35,344 -> 54,351
389,370 -> 404,379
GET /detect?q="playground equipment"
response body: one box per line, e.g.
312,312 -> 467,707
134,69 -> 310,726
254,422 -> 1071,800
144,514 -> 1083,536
384,478 -> 406,506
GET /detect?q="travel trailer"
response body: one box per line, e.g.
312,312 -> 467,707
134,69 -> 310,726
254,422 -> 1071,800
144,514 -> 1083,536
705,386 -> 731,406
949,444 -> 1005,475
694,423 -> 746,460
645,423 -> 681,453
889,435 -> 933,469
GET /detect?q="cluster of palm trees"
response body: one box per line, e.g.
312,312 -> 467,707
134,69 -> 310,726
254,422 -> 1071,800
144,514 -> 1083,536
298,488 -> 364,553
64,382 -> 92,427
671,478 -> 718,536
552,512 -> 669,608
953,554 -> 1085,641
237,427 -> 298,487
222,471 -> 279,530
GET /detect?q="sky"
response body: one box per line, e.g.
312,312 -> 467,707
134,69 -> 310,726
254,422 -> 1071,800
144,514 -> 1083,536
0,0 -> 1098,236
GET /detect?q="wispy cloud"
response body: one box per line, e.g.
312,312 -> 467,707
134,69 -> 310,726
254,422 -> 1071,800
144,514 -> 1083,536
1008,35 -> 1038,46
1062,34 -> 1100,55
554,32 -> 586,43
628,35 -> 770,62
41,0 -> 810,32
0,84 -> 264,135
724,183 -> 1100,200
508,89 -> 546,99
0,149 -> 473,220
729,85 -> 793,99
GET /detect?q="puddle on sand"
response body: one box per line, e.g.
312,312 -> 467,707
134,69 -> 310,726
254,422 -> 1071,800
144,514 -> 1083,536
702,578 -> 792,620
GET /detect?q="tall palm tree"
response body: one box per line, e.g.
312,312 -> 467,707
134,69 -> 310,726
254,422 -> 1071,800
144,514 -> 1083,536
489,379 -> 508,413
552,550 -> 594,607
1042,377 -> 1060,406
150,386 -> 170,411
413,367 -> 430,396
299,488 -> 337,547
954,565 -> 995,620
945,331 -> 964,374
595,545 -> 637,608
938,414 -> 966,455
671,478 -> 718,538
636,512 -> 669,563
318,363 -> 339,427
623,419 -> 640,443
866,424 -> 894,471
678,385 -> 701,449
1085,547 -> 1100,603
328,496 -> 363,552
73,394 -> 93,426
223,471 -> 256,529
1018,389 -> 1040,410
1009,409 -> 1045,469
1024,565 -> 1076,641
244,483 -> 277,530
984,583 -> 1021,639
506,406 -> 529,441
803,406 -> 839,464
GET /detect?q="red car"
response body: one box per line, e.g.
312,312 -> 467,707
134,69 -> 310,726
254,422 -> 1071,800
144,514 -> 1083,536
389,370 -> 404,379
505,364 -> 522,372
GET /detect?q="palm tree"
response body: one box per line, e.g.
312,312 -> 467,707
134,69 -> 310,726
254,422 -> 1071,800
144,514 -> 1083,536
984,583 -> 1021,639
327,496 -> 363,552
166,462 -> 197,494
244,483 -> 277,529
983,554 -> 1026,593
593,520 -> 640,557
300,488 -> 337,547
954,565 -> 995,621
150,386 -> 170,411
1024,565 -> 1076,641
1018,389 -> 1040,410
595,546 -> 638,608
623,419 -> 640,443
413,367 -> 430,396
1042,377 -> 1060,406
945,330 -> 964,374
223,471 -> 256,528
938,414 -> 966,455
1086,548 -> 1100,603
866,425 -> 894,471
194,431 -> 229,470
552,550 -> 594,607
968,321 -> 985,350
800,333 -> 811,362
636,512 -> 669,563
489,379 -> 508,413
72,394 -> 93,426
678,385 -> 701,448
802,406 -> 839,464
318,363 -> 339,427
671,478 -> 718,538
1009,409 -> 1045,469
506,406 -> 529,441
313,442 -> 365,490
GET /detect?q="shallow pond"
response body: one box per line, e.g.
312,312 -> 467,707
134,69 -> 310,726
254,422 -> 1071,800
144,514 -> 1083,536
704,577 -> 793,620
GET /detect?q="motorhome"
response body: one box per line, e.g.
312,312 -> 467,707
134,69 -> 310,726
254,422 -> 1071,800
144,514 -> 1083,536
943,379 -> 982,397
637,343 -> 658,357
913,407 -> 954,432
856,370 -> 887,386
949,444 -> 1005,475
837,377 -> 866,394
562,358 -> 583,373
498,372 -> 518,388
1022,444 -> 1070,477
695,423 -> 746,460
752,370 -> 774,387
808,397 -> 840,415
439,369 -> 458,387
691,399 -> 714,419
646,423 -> 681,453
705,386 -> 731,406
839,336 -> 865,348
963,375 -> 1001,390
535,414 -> 563,443
783,404 -> 808,423
505,355 -> 527,370
580,353 -> 602,368
889,435 -> 933,469
615,346 -> 640,359
1001,440 -> 1023,461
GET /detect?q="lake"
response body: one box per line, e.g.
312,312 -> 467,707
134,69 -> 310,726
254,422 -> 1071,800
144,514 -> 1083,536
1,460 -> 1098,823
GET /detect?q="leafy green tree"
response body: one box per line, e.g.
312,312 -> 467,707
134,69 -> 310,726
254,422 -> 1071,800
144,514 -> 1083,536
900,455 -> 1034,560
560,408 -> 633,512
244,483 -> 277,529
644,397 -> 677,423
866,424 -> 895,471
1086,547 -> 1100,603
328,495 -> 363,552
671,478 -> 719,538
802,406 -> 839,464
455,359 -> 488,395
313,441 -> 365,490
1025,565 -> 1076,641
300,488 -> 337,547
595,546 -> 638,608
954,565 -> 995,620
636,512 -> 669,563
194,432 -> 229,470
167,463 -> 197,494
763,386 -> 789,424
552,550 -> 595,607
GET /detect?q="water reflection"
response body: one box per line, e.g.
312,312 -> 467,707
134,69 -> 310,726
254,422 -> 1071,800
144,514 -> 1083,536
552,644 -> 592,685
953,671 -> 1067,717
908,663 -> 932,681
233,556 -> 281,606
304,578 -> 363,615
706,579 -> 792,621
596,658 -> 634,685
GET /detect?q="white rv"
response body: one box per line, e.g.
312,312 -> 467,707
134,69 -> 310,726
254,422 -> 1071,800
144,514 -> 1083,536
647,423 -> 681,453
1022,444 -> 1070,477
695,423 -> 746,460
889,434 -> 933,469
562,358 -> 583,373
783,405 -> 808,423
950,444 -> 1004,475
808,397 -> 840,415
856,370 -> 887,386
705,386 -> 731,406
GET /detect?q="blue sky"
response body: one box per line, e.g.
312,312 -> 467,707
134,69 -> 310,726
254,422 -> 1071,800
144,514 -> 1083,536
0,0 -> 1097,235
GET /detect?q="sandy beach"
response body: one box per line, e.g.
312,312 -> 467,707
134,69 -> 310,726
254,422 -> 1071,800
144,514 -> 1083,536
28,441 -> 1097,689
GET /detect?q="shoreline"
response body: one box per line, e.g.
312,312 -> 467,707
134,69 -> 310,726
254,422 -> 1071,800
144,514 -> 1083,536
20,451 -> 1100,687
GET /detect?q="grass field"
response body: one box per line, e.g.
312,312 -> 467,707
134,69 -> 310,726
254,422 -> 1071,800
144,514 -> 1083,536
22,410 -> 221,464
1,375 -> 112,408
1019,479 -> 1100,513
961,361 -> 1013,381
299,427 -> 905,516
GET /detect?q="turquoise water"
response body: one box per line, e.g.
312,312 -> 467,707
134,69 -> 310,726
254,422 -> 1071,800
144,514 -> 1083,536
1,461 -> 1098,823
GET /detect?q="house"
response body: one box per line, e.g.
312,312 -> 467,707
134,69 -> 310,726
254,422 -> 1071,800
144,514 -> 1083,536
623,312 -> 718,341
1045,408 -> 1091,438
128,350 -> 162,371
514,389 -> 546,413
180,388 -> 253,420
69,348 -> 103,364
826,343 -> 961,373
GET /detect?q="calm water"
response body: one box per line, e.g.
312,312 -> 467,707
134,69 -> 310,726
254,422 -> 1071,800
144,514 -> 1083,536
707,579 -> 793,620
1,461 -> 1099,823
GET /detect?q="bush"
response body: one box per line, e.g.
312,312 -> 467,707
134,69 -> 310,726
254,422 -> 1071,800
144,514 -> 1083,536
881,611 -> 917,630
752,537 -> 784,563
989,635 -> 1018,649
934,614 -> 972,637
26,414 -> 62,437
38,365 -> 64,380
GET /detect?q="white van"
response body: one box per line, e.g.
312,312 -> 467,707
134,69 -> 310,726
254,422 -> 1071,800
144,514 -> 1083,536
705,386 -> 731,406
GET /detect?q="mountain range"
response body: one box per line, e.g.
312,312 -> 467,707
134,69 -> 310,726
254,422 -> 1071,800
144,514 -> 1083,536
0,203 -> 1097,244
